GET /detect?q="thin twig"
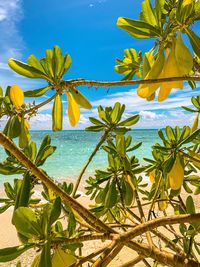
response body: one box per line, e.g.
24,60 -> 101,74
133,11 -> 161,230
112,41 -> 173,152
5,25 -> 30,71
72,129 -> 110,197
119,255 -> 145,267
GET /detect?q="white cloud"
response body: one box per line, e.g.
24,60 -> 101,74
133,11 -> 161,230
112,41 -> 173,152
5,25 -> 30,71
0,0 -> 23,61
91,85 -> 200,113
139,111 -> 156,119
0,0 -> 42,90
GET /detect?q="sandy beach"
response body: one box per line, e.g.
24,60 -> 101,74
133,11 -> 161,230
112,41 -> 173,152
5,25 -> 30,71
0,180 -> 200,267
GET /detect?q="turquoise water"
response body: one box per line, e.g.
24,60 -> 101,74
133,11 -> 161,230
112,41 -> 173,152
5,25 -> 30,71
0,130 -> 160,184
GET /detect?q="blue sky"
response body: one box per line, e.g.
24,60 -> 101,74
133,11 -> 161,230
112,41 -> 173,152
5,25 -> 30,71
0,0 -> 199,129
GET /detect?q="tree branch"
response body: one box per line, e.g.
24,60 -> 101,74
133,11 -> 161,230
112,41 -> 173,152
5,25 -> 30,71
61,75 -> 200,88
120,213 -> 200,242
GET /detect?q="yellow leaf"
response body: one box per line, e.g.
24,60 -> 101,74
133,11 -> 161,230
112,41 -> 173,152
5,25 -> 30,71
158,46 -> 183,102
52,247 -> 76,267
149,170 -> 155,183
182,0 -> 192,7
175,34 -> 193,75
158,191 -> 168,211
137,49 -> 165,98
70,87 -> 92,109
191,114 -> 199,133
66,92 -> 80,127
168,155 -> 184,190
9,85 -> 24,109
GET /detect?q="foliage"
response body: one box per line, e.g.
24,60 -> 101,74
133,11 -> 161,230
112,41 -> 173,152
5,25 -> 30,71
0,0 -> 200,266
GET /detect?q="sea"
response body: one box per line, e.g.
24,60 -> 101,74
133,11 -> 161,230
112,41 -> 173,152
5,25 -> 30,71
0,129 -> 160,185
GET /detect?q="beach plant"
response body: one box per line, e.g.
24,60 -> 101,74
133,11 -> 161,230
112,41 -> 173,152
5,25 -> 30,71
0,0 -> 200,266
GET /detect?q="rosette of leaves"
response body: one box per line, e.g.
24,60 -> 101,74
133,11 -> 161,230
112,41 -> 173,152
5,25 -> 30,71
0,135 -> 57,211
42,181 -> 82,238
115,48 -> 142,80
143,123 -> 199,212
149,125 -> 200,195
117,0 -> 200,49
85,134 -> 146,222
8,45 -> 71,85
116,0 -> 200,100
182,94 -> 200,133
7,46 -> 92,131
0,179 -> 40,214
86,102 -> 140,134
0,196 -> 82,266
0,85 -> 30,149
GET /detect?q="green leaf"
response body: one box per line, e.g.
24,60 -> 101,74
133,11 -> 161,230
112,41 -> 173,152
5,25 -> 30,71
67,211 -> 76,237
127,142 -> 142,152
8,58 -> 47,79
85,125 -> 105,132
175,126 -> 181,140
53,45 -> 64,80
116,134 -> 125,157
63,54 -> 72,74
12,207 -> 42,238
28,141 -> 37,161
89,117 -> 105,126
4,182 -> 15,199
181,106 -> 197,113
49,197 -> 61,226
191,96 -> 200,109
111,102 -> 121,123
117,17 -> 161,39
125,135 -> 132,148
166,126 -> 176,141
183,182 -> 193,194
179,126 -> 191,143
118,114 -> 139,126
24,86 -> 52,97
0,164 -> 21,176
52,94 -> 63,132
45,49 -> 54,78
123,180 -> 134,206
180,129 -> 200,145
12,116 -> 22,138
140,0 -> 157,26
158,129 -> 166,142
155,0 -> 165,27
16,173 -> 31,209
6,116 -> 21,139
35,135 -> 51,165
39,241 -> 52,267
0,203 -> 13,214
186,196 -> 195,214
188,80 -> 196,90
0,244 -> 33,262
165,156 -> 176,173
186,28 -> 200,58
27,55 -> 47,75
19,118 -> 30,149
97,106 -> 107,122
37,145 -> 56,167
104,180 -> 118,208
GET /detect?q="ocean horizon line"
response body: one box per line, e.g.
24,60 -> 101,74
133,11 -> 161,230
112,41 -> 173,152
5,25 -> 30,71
30,128 -> 161,132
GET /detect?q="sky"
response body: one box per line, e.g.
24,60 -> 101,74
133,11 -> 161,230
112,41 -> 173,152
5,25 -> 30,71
0,0 -> 199,130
